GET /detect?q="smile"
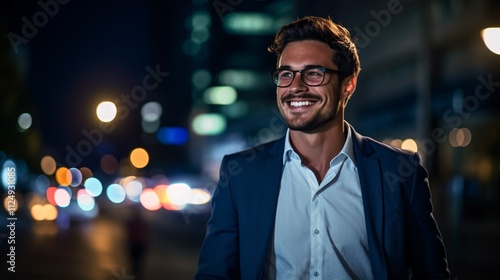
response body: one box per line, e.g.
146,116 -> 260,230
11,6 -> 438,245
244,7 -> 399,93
289,101 -> 316,107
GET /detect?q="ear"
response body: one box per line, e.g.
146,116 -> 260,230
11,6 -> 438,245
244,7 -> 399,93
341,75 -> 357,100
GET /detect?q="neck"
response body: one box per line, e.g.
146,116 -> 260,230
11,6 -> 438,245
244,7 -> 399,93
289,120 -> 347,182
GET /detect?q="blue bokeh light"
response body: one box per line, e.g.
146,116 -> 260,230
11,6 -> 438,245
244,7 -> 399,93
106,183 -> 126,203
157,127 -> 189,145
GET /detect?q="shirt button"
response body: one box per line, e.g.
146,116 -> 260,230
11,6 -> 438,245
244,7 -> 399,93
314,271 -> 320,277
314,229 -> 320,235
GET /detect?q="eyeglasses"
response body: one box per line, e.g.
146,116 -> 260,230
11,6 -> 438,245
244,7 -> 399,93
270,67 -> 341,87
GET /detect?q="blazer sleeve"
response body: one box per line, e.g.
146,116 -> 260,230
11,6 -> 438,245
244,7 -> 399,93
196,155 -> 241,279
406,153 -> 450,279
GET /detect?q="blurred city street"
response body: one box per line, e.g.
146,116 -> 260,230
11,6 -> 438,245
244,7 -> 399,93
0,210 -> 209,280
1,208 -> 500,279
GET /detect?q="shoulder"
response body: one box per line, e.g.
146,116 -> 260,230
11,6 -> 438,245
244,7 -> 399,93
223,136 -> 285,163
352,129 -> 422,167
366,136 -> 416,157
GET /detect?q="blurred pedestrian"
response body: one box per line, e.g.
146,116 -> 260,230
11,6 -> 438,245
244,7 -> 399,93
126,204 -> 149,279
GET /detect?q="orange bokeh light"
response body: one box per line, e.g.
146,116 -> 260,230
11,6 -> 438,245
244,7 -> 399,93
130,148 -> 149,169
55,167 -> 72,186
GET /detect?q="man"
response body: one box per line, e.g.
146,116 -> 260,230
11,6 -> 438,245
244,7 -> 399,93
196,16 -> 450,279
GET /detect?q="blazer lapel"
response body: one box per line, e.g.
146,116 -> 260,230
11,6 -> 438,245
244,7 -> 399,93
246,137 -> 285,279
351,126 -> 388,280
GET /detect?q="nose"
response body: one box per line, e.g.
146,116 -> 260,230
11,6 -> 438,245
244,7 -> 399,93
288,72 -> 308,93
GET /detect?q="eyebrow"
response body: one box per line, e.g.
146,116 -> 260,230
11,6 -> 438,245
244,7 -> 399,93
277,64 -> 325,70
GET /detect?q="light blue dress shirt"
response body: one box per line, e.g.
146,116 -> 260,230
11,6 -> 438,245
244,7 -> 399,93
271,124 -> 373,280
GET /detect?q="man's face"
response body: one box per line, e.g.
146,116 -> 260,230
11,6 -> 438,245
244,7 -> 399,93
276,40 -> 350,133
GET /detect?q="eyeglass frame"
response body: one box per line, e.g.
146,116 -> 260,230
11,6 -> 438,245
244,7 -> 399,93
270,66 -> 342,87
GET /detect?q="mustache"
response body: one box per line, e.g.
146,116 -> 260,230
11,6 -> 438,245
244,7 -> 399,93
281,93 -> 322,102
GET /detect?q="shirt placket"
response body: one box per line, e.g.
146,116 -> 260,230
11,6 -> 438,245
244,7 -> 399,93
309,169 -> 322,279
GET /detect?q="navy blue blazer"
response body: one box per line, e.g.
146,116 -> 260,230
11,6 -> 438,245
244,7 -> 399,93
196,126 -> 450,279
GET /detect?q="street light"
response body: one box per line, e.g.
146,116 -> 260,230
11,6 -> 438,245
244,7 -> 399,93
481,27 -> 500,55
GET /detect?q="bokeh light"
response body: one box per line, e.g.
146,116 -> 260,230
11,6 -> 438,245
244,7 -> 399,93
142,119 -> 161,134
190,188 -> 211,205
140,188 -> 162,211
43,204 -> 58,221
106,183 -> 126,203
84,177 -> 103,197
141,101 -> 163,122
482,27 -> 500,55
157,127 -> 189,145
449,128 -> 472,147
100,154 -> 118,175
1,160 -> 16,190
154,184 -> 183,211
96,101 -> 117,122
55,167 -> 72,186
40,155 -> 57,175
31,204 -> 45,221
191,26 -> 210,44
192,113 -> 226,136
77,189 -> 95,211
167,183 -> 192,206
390,139 -> 403,148
130,148 -> 149,169
119,176 -> 137,187
31,204 -> 58,221
34,174 -> 50,193
203,86 -> 237,105
192,69 -> 212,89
224,12 -> 275,35
79,167 -> 93,181
401,139 -> 418,153
69,167 -> 83,187
190,11 -> 211,29
54,188 -> 71,207
18,112 -> 32,130
3,195 -> 19,212
125,179 -> 144,202
46,186 -> 58,205
218,69 -> 257,89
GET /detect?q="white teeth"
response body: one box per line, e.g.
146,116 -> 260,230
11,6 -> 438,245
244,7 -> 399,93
290,101 -> 314,107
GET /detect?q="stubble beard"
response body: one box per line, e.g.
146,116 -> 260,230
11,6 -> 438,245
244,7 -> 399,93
280,96 -> 342,133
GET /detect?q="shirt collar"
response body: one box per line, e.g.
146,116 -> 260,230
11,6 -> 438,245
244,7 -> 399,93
282,121 -> 357,166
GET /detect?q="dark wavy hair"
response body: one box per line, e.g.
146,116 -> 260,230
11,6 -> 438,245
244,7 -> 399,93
268,16 -> 361,81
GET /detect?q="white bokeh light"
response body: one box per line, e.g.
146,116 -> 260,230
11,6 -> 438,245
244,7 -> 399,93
96,101 -> 117,122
